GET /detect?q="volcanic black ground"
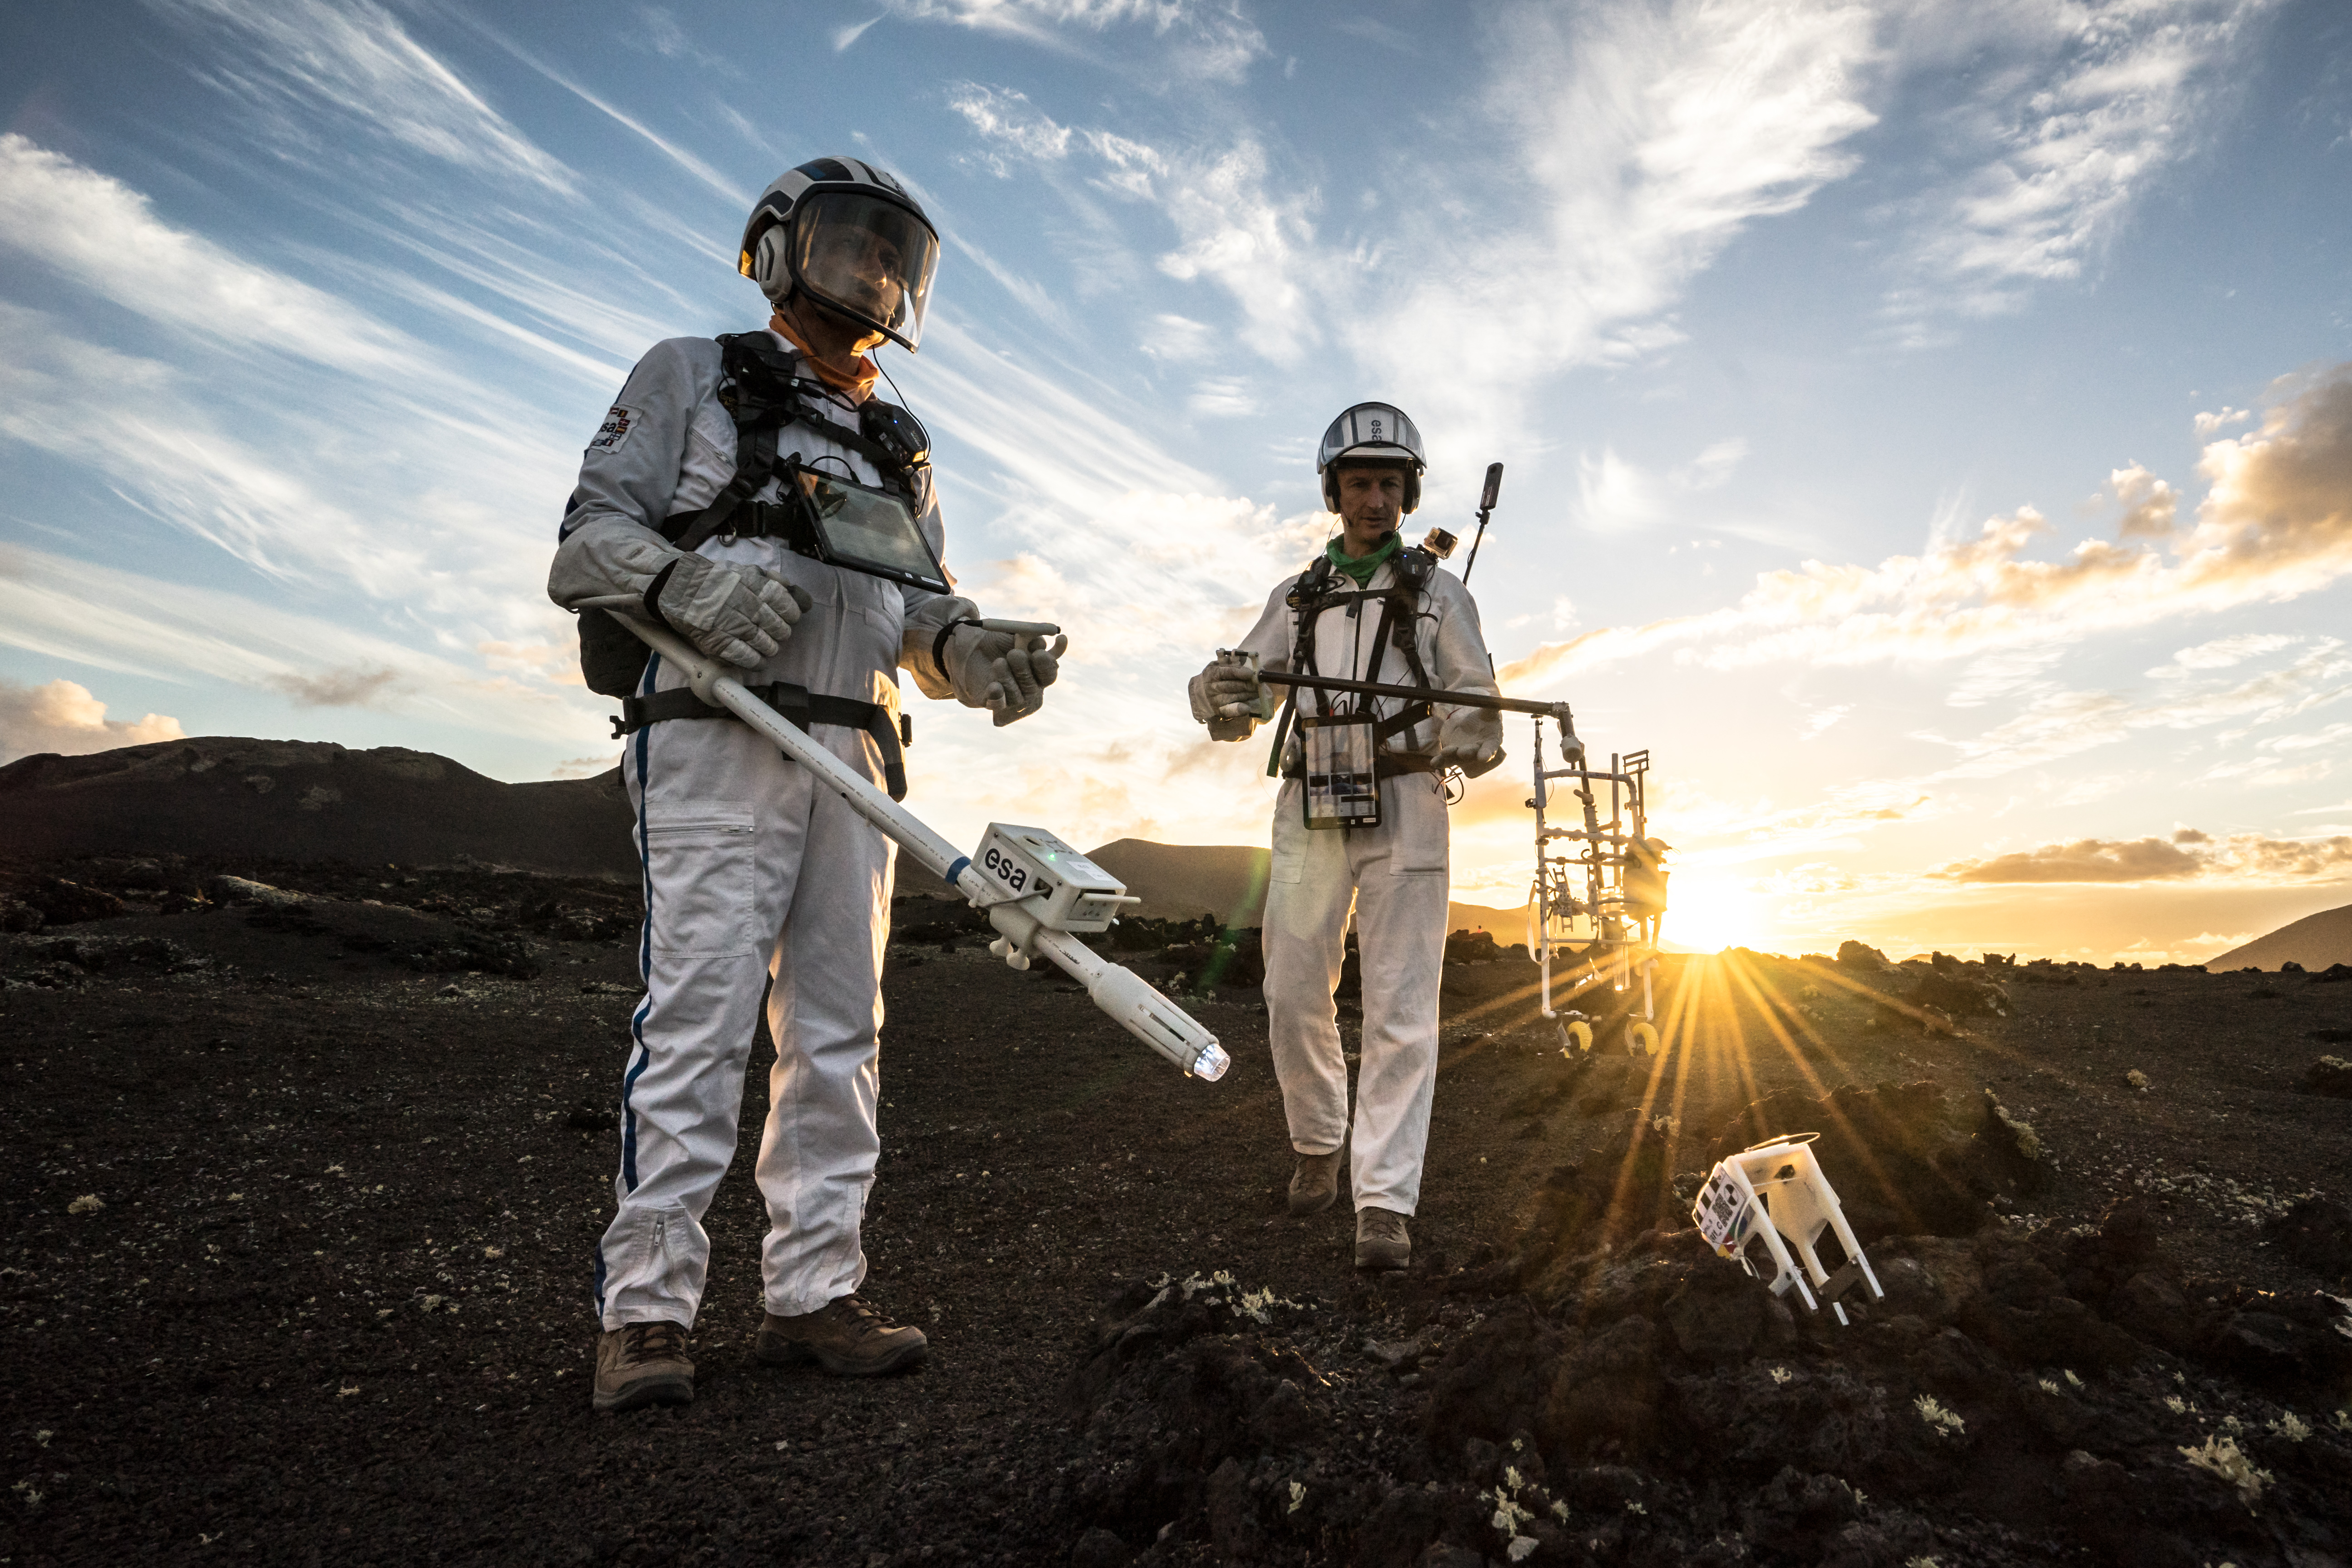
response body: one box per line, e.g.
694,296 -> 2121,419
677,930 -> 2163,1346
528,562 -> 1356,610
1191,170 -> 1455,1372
5,857 -> 2352,1567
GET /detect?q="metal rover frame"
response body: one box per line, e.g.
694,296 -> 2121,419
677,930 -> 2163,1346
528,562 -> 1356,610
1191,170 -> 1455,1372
1529,726 -> 1663,1056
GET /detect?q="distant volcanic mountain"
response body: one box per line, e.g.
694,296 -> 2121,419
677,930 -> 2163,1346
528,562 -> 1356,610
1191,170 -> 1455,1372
2209,901 -> 2352,971
2,740 -> 1533,934
0,738 -> 635,878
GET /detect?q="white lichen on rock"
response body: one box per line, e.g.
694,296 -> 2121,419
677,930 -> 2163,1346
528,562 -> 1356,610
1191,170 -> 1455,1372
1915,1394 -> 1965,1438
2269,1412 -> 2310,1443
2179,1434 -> 2271,1507
67,1194 -> 104,1215
2126,1069 -> 2150,1091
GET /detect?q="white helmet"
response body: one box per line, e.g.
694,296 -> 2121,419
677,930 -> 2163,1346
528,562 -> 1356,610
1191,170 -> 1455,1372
1316,402 -> 1426,512
739,157 -> 940,352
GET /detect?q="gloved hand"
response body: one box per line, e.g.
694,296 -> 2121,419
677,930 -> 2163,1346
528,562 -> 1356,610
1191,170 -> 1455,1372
1438,737 -> 1507,778
1187,656 -> 1265,724
646,555 -> 810,670
947,623 -> 1067,725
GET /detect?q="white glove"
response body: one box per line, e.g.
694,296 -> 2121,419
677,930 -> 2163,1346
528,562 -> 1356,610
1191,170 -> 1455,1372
1187,657 -> 1265,724
647,555 -> 809,670
1438,737 -> 1507,778
947,623 -> 1066,726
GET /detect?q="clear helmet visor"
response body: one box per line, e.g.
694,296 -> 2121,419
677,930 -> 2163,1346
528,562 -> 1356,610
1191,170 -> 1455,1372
791,191 -> 939,351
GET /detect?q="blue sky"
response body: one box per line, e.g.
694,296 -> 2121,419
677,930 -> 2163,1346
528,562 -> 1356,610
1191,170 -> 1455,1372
4,0 -> 2350,960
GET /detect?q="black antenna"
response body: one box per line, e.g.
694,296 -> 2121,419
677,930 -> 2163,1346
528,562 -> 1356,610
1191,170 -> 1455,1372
1461,462 -> 1503,583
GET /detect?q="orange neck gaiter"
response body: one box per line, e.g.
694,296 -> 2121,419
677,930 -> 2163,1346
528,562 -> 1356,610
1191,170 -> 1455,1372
769,309 -> 878,401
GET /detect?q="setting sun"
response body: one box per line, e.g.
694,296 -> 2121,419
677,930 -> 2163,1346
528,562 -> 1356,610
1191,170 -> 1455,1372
1660,873 -> 1769,954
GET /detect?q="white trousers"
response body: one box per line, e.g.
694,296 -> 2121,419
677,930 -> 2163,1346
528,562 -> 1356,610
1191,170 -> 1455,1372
1261,772 -> 1449,1216
595,668 -> 894,1330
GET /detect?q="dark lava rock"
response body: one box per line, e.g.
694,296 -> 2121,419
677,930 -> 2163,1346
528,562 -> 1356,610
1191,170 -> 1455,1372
566,1104 -> 620,1131
2199,1290 -> 2352,1394
1911,968 -> 2012,1018
15,875 -> 128,926
2301,1055 -> 2352,1097
1444,929 -> 1503,964
1708,1080 -> 2002,1240
2264,1195 -> 2352,1279
1061,1272 -> 1334,1553
1836,939 -> 1895,972
1067,1525 -> 1130,1568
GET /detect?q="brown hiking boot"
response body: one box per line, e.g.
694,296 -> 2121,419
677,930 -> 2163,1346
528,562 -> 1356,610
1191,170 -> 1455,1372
1355,1206 -> 1410,1272
756,1295 -> 928,1377
1288,1148 -> 1344,1216
593,1320 -> 694,1412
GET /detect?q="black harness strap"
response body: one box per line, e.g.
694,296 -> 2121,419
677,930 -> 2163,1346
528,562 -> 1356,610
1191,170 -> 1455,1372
658,334 -> 931,555
1272,545 -> 1440,761
612,682 -> 910,801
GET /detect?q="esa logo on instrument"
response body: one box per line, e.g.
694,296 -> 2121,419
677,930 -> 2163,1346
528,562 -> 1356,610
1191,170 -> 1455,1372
980,844 -> 1032,893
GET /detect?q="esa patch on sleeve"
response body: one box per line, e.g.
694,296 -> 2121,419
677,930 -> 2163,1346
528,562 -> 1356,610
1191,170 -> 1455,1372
588,405 -> 636,452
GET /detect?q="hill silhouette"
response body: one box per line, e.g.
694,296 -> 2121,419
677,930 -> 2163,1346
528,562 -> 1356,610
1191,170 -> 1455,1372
0,737 -> 633,878
2209,900 -> 2352,970
1082,837 -> 1528,936
2,740 -> 1534,933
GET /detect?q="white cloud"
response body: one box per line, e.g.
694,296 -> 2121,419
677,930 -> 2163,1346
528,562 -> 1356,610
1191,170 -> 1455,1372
1350,0 -> 1880,458
1575,437 -> 1751,532
0,544 -> 596,745
1502,366 -> 2352,691
2147,632 -> 2297,677
2110,462 -> 2179,538
1935,828 -> 2352,883
144,0 -> 572,193
483,30 -> 746,205
947,84 -> 1077,169
1332,17 -> 1413,52
1139,313 -> 1215,362
0,135 -> 424,374
890,0 -> 1267,79
1154,138 -> 1321,362
1799,703 -> 1854,739
0,678 -> 186,766
1883,0 -> 2278,336
1945,645 -> 2065,708
1187,377 -> 1256,417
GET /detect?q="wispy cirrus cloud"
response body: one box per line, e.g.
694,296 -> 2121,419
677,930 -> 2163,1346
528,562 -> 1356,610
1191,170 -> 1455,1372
0,134 -> 424,374
892,0 -> 1267,80
143,0 -> 573,192
1881,0 -> 2279,338
1350,0 -> 1881,460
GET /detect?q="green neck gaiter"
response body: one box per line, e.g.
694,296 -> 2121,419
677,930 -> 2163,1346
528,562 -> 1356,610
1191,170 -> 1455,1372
1327,531 -> 1401,586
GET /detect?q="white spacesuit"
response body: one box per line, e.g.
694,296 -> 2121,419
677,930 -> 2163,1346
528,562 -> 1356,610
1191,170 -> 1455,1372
1192,403 -> 1501,1270
551,157 -> 1062,1410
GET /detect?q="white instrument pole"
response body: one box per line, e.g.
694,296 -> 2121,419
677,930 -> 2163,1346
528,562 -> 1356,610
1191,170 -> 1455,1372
590,605 -> 1228,1081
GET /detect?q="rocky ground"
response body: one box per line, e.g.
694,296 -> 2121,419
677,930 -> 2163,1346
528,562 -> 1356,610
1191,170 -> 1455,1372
5,853 -> 2352,1567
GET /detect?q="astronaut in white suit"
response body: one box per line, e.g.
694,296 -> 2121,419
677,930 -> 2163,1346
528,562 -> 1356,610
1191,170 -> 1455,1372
1190,404 -> 1502,1271
550,157 -> 1065,1412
